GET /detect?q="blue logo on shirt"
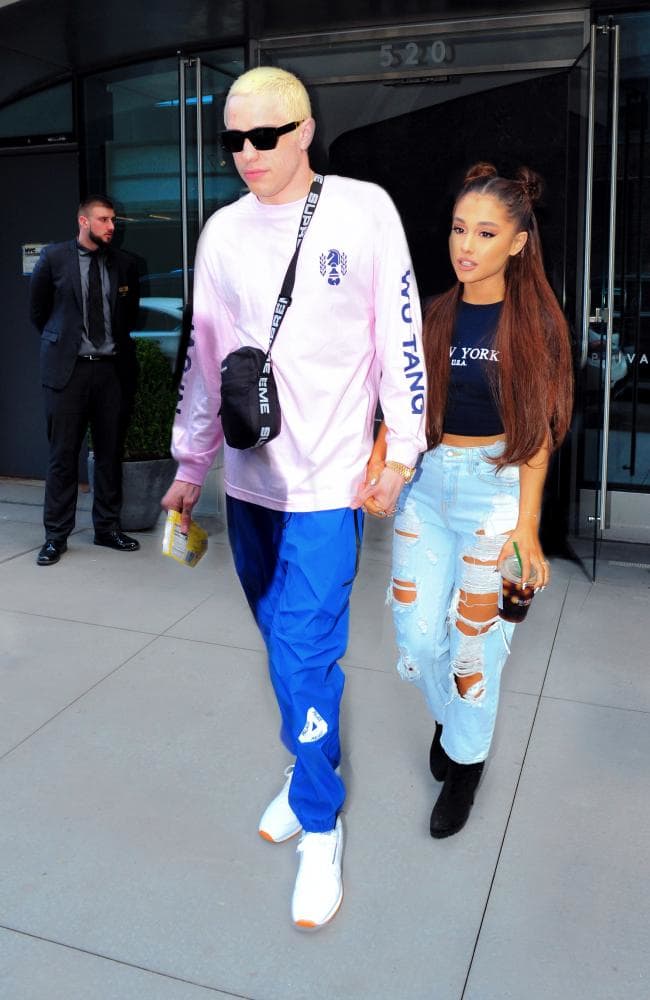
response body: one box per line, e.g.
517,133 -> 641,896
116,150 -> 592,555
320,249 -> 347,285
400,269 -> 424,415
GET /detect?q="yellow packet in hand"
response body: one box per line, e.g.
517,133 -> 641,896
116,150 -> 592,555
162,510 -> 208,568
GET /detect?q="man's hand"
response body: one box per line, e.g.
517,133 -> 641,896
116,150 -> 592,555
161,479 -> 202,534
352,465 -> 404,519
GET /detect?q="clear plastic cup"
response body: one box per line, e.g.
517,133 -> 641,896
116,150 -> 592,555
498,554 -> 538,623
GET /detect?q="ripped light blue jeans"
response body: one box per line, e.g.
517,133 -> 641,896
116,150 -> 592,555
389,441 -> 519,765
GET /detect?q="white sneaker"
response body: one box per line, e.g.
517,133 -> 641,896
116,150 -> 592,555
291,817 -> 343,929
258,765 -> 302,843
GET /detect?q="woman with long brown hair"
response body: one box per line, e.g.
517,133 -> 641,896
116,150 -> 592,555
359,162 -> 573,838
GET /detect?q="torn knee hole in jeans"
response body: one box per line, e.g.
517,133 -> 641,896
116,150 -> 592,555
458,584 -> 499,631
451,626 -> 488,703
392,576 -> 417,604
450,556 -> 501,703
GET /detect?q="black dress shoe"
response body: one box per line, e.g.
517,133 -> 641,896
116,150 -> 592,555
37,539 -> 67,566
94,530 -> 140,552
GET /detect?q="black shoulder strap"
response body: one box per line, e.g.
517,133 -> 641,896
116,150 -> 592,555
267,173 -> 324,355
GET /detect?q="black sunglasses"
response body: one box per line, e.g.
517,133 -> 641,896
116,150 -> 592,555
220,120 -> 302,153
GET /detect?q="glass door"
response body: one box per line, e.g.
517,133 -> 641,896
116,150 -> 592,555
83,48 -> 243,372
179,50 -> 244,303
603,12 -> 650,549
565,22 -> 620,579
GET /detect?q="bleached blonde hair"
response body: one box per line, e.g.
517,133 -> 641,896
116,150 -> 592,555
226,67 -> 311,122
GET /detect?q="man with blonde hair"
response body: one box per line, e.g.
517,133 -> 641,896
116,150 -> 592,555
163,66 -> 426,929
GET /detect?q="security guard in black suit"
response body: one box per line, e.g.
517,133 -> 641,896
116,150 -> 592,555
30,195 -> 141,565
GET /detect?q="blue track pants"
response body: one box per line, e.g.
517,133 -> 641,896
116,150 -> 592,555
226,496 -> 362,833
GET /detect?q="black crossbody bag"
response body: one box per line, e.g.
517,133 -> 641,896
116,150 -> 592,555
219,174 -> 324,450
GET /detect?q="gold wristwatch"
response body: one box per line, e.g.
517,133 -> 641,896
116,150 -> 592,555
385,460 -> 416,484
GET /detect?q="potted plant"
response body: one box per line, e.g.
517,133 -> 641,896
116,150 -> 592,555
89,337 -> 178,531
119,337 -> 178,530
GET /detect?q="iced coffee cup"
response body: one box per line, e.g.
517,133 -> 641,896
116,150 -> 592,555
498,554 -> 538,624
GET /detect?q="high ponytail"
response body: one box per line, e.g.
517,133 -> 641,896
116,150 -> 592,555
515,165 -> 543,208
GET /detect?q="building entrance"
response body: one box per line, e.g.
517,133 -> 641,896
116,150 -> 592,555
75,9 -> 650,577
570,14 -> 650,577
254,10 -> 650,579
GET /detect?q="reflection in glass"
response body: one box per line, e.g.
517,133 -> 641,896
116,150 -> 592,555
82,49 -> 244,369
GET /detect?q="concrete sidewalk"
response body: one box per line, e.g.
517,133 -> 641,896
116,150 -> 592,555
1,477 -> 649,1000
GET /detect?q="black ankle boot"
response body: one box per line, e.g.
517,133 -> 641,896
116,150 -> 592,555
429,722 -> 451,781
430,759 -> 484,839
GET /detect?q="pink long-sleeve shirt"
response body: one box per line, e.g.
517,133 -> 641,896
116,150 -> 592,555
173,175 -> 427,512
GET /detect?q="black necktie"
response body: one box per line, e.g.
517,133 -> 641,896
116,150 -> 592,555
87,253 -> 106,348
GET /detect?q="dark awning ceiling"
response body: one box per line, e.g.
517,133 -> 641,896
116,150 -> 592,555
0,0 -> 641,110
0,0 -> 246,107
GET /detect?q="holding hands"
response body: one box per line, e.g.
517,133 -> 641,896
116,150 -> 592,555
352,422 -> 414,519
352,462 -> 405,518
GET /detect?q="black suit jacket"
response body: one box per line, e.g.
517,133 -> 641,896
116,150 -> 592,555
30,239 -> 140,390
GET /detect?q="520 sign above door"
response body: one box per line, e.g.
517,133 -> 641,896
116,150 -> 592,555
379,41 -> 454,68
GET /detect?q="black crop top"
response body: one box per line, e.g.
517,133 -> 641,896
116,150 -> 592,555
443,300 -> 504,436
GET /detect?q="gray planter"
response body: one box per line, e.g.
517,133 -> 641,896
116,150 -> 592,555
120,457 -> 177,531
88,454 -> 177,532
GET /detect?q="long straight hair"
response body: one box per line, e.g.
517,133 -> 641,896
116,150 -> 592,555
424,163 -> 574,466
